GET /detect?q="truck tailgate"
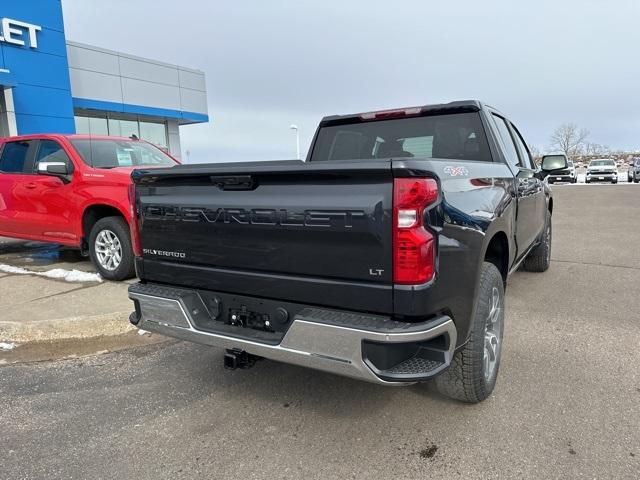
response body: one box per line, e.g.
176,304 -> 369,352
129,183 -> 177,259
133,160 -> 394,314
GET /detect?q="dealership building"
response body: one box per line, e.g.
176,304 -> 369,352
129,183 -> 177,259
0,0 -> 208,159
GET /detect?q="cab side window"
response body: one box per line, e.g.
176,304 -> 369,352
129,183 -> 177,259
0,140 -> 33,173
35,140 -> 73,173
491,115 -> 521,168
510,124 -> 534,170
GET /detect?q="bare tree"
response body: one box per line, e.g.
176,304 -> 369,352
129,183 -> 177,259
584,142 -> 610,156
549,123 -> 589,158
528,144 -> 543,165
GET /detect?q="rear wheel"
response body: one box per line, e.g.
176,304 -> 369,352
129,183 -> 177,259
434,262 -> 504,403
89,216 -> 135,281
523,211 -> 552,272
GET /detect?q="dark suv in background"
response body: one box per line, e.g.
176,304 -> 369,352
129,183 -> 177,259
627,158 -> 640,183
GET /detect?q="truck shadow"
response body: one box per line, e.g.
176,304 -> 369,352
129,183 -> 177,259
178,343 -> 458,421
0,239 -> 87,267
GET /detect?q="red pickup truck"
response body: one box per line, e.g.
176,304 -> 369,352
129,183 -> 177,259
0,134 -> 179,280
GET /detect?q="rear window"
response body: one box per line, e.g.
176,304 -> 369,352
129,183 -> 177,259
310,112 -> 492,162
70,139 -> 176,169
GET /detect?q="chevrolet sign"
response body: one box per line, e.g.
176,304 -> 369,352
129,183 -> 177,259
0,18 -> 41,49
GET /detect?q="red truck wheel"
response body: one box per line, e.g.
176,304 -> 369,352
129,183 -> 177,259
89,216 -> 136,281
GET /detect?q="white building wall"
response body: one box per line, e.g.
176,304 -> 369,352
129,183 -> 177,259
167,120 -> 182,159
66,41 -> 208,117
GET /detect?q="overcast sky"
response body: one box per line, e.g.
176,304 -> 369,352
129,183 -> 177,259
63,0 -> 640,162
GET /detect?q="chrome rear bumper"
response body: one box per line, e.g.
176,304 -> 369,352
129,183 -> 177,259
129,284 -> 457,386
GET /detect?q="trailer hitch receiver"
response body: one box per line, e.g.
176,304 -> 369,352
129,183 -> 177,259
224,349 -> 261,370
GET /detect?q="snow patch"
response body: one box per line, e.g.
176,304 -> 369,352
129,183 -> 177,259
138,329 -> 149,336
0,264 -> 102,283
0,342 -> 17,351
0,264 -> 29,275
36,268 -> 102,283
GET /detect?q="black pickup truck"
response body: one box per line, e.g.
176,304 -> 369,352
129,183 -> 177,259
127,100 -> 566,403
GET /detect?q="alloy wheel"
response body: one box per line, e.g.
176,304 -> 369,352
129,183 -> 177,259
95,229 -> 122,271
483,286 -> 502,382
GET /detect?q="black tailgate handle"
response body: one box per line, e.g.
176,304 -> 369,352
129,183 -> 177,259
210,175 -> 256,191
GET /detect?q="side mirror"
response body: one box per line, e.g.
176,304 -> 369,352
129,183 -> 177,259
38,161 -> 69,176
541,155 -> 568,172
37,161 -> 72,183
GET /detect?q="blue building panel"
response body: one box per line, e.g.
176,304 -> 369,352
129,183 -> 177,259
12,83 -> 74,118
1,0 -> 65,32
1,0 -> 75,134
3,46 -> 72,90
15,112 -> 75,134
0,69 -> 15,86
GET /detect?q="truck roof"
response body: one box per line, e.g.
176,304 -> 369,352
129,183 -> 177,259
0,133 -> 144,142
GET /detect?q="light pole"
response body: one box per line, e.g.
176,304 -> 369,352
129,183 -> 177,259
290,124 -> 300,159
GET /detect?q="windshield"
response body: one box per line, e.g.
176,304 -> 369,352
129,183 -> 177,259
589,160 -> 615,167
310,112 -> 492,162
70,139 -> 177,169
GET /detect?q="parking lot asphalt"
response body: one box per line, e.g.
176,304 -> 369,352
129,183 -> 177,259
1,186 -> 639,480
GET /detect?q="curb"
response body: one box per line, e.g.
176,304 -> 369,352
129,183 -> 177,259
0,311 -> 135,343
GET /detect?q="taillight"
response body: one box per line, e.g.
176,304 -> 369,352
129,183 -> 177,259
393,178 -> 438,284
128,183 -> 142,256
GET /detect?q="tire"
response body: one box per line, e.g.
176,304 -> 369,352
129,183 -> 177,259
523,211 -> 552,272
88,216 -> 135,281
434,262 -> 504,403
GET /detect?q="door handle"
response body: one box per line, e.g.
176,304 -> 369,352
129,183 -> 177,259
25,182 -> 37,189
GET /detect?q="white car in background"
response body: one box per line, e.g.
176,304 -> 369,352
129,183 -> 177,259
585,159 -> 618,184
546,156 -> 577,184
